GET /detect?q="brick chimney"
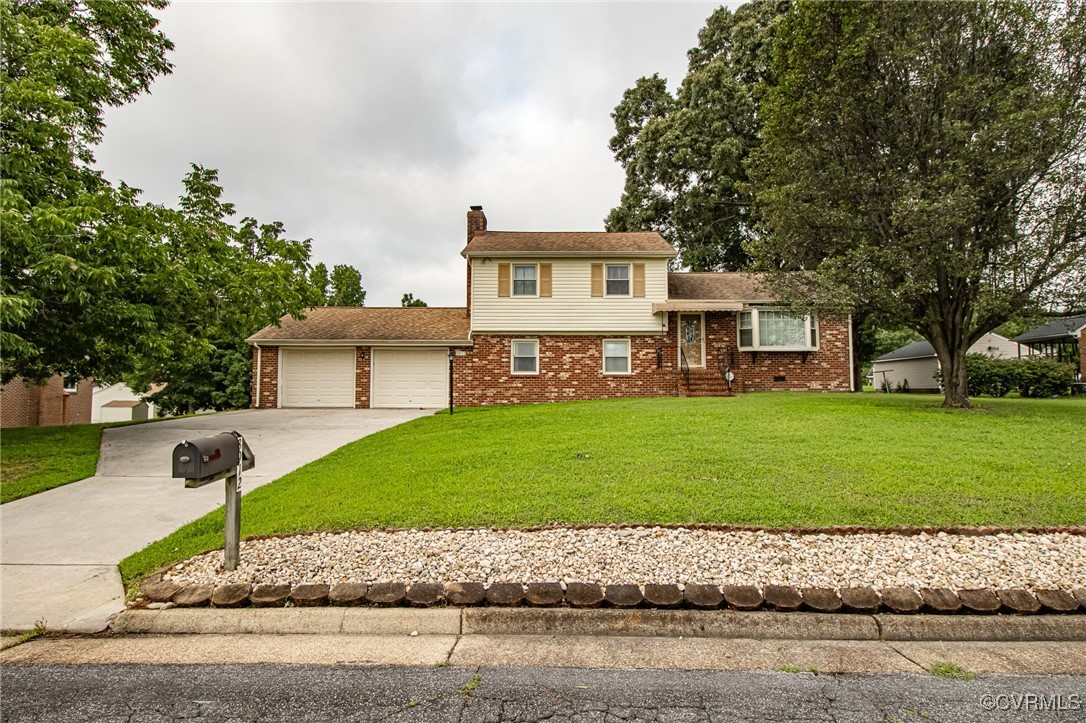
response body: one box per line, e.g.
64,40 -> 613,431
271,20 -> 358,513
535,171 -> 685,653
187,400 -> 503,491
467,205 -> 487,242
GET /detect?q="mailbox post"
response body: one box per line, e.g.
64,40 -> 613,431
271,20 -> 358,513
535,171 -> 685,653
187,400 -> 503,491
172,431 -> 255,571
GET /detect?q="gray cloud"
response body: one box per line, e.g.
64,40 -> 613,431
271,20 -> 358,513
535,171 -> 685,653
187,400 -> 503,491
95,1 -> 727,307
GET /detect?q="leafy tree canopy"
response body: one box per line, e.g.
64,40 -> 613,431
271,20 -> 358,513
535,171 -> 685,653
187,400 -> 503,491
127,166 -> 315,414
401,293 -> 427,307
748,0 -> 1086,407
327,264 -> 365,307
1,0 -> 174,383
605,1 -> 790,271
1,0 -> 319,417
308,262 -> 330,306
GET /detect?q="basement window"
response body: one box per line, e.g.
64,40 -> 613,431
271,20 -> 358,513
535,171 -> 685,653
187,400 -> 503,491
603,339 -> 631,374
511,339 -> 539,374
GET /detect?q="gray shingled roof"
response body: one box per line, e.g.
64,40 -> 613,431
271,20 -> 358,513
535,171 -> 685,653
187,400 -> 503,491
462,231 -> 676,257
1011,315 -> 1086,344
248,307 -> 470,343
873,340 -> 936,363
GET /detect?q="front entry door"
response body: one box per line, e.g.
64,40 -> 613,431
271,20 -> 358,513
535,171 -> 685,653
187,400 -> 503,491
678,313 -> 704,367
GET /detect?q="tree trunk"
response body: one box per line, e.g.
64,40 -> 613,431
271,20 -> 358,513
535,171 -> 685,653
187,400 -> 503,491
932,335 -> 972,409
850,315 -> 864,392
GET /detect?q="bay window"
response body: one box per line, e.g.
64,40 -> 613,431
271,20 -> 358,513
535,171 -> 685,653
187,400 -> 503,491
738,309 -> 818,350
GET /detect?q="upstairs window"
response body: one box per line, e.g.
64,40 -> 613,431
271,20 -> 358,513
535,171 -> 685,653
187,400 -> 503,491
738,309 -> 818,350
513,265 -> 537,297
62,377 -> 78,393
605,264 -> 630,296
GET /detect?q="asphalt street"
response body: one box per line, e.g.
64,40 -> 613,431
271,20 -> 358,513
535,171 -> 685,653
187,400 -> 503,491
2,663 -> 1083,722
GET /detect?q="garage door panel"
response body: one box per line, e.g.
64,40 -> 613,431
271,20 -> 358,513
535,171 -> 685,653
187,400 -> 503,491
372,348 -> 447,408
281,348 -> 356,408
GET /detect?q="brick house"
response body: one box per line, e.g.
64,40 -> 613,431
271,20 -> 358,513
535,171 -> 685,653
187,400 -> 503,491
248,207 -> 853,409
0,375 -> 93,428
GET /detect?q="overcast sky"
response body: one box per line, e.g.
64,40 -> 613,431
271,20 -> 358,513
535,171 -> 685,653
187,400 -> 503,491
95,2 -> 728,307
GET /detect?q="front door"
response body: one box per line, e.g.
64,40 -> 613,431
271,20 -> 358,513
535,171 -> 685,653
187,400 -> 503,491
678,313 -> 704,367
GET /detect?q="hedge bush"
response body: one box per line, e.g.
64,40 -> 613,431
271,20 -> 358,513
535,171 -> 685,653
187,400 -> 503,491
961,354 -> 1076,398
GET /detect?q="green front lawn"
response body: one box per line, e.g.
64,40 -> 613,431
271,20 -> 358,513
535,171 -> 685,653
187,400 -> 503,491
120,393 -> 1085,585
1,424 -> 108,504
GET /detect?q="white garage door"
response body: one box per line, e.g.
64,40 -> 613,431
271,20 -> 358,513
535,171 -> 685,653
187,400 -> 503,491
280,347 -> 356,408
371,348 -> 448,408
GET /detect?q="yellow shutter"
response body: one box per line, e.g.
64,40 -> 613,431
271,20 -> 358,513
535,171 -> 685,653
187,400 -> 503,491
539,263 -> 552,297
633,263 -> 646,297
590,263 -> 603,297
497,263 -> 510,297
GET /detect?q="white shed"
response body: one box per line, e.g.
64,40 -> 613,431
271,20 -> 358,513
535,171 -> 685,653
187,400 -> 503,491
92,383 -> 158,423
870,333 -> 1024,393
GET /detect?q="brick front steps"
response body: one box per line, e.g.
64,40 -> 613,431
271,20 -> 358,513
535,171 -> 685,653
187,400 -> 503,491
135,581 -> 1086,616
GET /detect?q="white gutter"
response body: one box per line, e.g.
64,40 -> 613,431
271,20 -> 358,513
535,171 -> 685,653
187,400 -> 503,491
245,338 -> 474,347
460,251 -> 677,259
847,314 -> 855,392
254,344 -> 262,406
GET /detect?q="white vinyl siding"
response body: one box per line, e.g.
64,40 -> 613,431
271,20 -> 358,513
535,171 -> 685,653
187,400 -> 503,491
870,357 -> 941,392
471,257 -> 668,333
371,348 -> 447,408
280,347 -> 356,408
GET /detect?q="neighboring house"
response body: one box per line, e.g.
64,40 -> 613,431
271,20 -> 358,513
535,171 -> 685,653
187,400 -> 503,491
870,333 -> 1025,392
247,206 -> 853,409
92,383 -> 159,423
0,375 -> 93,428
1012,315 -> 1086,381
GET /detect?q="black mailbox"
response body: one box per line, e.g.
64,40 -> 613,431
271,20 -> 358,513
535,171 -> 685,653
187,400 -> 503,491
173,432 -> 242,488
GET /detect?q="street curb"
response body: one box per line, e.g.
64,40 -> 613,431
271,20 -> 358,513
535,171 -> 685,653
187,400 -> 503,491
135,580 -> 1086,617
111,607 -> 1086,642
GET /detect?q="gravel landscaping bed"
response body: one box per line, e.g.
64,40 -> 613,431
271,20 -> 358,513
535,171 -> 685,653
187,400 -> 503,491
160,526 -> 1084,592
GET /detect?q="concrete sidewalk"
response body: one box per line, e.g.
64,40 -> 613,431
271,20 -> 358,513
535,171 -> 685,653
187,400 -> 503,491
5,634 -> 1085,674
6,608 -> 1085,673
0,409 -> 434,633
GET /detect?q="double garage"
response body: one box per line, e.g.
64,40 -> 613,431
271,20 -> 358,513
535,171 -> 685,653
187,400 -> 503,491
278,347 -> 449,409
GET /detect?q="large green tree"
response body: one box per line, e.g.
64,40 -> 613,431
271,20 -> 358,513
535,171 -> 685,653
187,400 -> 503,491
2,0 -> 320,415
126,166 -> 315,414
1,0 -> 174,383
748,0 -> 1086,408
605,1 -> 790,270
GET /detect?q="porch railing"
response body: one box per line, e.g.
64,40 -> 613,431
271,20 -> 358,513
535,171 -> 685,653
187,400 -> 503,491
679,348 -> 690,387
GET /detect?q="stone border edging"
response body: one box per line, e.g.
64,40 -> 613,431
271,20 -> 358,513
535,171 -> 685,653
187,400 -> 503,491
135,580 -> 1086,617
239,522 -> 1086,539
110,607 -> 1086,642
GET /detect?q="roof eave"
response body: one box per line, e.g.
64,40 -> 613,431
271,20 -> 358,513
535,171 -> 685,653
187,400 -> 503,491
247,338 -> 473,347
461,249 -> 677,259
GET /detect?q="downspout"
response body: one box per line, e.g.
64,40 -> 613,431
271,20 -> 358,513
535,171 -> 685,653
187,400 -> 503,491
847,314 -> 856,392
254,344 -> 262,408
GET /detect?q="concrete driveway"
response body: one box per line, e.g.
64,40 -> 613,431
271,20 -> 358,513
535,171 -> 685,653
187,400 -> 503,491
1,408 -> 434,633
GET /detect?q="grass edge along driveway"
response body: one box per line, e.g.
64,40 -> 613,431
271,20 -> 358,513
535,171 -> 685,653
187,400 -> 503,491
1,417 -> 183,504
120,393 -> 1085,586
